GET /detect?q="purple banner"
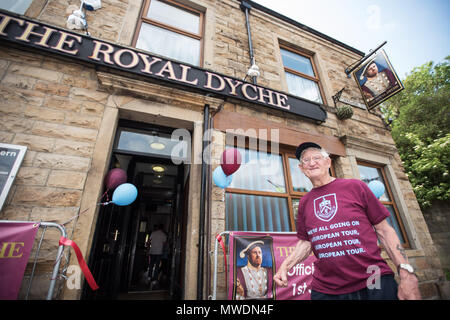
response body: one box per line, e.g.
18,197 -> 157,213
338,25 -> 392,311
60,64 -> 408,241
227,232 -> 316,300
0,222 -> 39,299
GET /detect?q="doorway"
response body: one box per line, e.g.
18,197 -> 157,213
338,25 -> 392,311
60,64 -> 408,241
83,120 -> 190,300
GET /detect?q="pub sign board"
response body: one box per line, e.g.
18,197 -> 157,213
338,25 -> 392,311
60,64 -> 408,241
0,10 -> 327,122
0,144 -> 27,211
353,49 -> 404,110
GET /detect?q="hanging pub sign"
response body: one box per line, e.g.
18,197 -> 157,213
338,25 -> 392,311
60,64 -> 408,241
0,143 -> 27,211
0,10 -> 327,123
353,49 -> 404,110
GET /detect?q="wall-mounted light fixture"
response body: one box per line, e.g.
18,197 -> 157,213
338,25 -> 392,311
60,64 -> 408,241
149,132 -> 166,150
152,165 -> 166,173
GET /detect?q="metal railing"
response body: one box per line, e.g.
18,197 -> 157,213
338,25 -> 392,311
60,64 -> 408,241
0,220 -> 67,300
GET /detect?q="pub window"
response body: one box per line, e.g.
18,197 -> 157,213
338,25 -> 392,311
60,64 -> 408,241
280,46 -> 324,103
225,145 -> 335,232
134,0 -> 203,66
357,161 -> 409,247
0,0 -> 32,14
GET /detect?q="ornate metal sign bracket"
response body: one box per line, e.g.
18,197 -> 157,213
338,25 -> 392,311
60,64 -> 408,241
344,41 -> 387,78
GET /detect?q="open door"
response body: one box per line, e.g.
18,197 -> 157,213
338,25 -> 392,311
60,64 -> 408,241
82,121 -> 190,300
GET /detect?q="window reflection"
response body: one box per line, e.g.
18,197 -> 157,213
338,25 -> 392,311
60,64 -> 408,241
147,0 -> 200,34
281,49 -> 315,77
228,148 -> 286,193
136,23 -> 200,66
292,198 -> 299,227
0,0 -> 32,14
288,158 -> 313,192
358,165 -> 390,201
358,163 -> 406,244
385,205 -> 405,244
281,48 -> 323,103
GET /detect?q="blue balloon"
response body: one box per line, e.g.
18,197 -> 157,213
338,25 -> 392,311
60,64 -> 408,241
213,166 -> 233,189
112,183 -> 138,206
368,180 -> 385,199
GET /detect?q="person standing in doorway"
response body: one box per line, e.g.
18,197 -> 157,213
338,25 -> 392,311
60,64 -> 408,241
148,224 -> 167,284
273,142 -> 421,300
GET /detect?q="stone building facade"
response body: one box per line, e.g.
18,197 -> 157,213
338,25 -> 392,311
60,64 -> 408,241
0,0 -> 445,300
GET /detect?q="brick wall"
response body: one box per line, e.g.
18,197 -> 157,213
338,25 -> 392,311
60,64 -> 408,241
423,201 -> 450,271
0,45 -> 106,298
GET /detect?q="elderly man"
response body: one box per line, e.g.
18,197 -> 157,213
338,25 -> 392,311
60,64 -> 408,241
236,240 -> 273,300
273,142 -> 421,300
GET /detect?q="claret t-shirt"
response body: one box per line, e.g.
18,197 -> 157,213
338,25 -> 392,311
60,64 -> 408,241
296,178 -> 394,294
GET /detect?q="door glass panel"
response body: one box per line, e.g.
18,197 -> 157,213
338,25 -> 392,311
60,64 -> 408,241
116,128 -> 189,162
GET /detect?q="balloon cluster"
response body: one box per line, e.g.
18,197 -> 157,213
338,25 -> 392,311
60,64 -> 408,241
101,168 -> 138,206
213,148 -> 242,189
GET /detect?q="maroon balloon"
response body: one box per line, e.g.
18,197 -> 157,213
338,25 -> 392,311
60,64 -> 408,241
104,168 -> 127,190
220,148 -> 242,176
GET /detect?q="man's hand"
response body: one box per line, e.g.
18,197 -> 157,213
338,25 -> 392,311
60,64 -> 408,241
236,279 -> 245,297
273,267 -> 288,288
273,239 -> 311,288
398,270 -> 421,300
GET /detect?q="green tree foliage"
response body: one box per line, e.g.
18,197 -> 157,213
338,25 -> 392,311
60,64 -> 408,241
381,57 -> 450,209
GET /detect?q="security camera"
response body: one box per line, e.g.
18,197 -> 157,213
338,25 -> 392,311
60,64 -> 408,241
67,9 -> 87,30
83,0 -> 102,11
246,64 -> 260,77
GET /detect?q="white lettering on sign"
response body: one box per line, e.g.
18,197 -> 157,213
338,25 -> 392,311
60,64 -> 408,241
0,151 -> 17,157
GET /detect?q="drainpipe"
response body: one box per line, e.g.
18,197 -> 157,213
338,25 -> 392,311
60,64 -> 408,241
241,1 -> 257,84
197,104 -> 210,299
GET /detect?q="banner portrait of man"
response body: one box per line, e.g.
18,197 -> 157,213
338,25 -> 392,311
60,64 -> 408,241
353,49 -> 404,110
232,236 -> 275,300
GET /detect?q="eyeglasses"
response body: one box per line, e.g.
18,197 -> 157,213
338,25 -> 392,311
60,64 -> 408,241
300,155 -> 324,165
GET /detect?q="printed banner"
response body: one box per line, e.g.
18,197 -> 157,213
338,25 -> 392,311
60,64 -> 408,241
227,232 -> 316,300
353,49 -> 404,110
0,222 -> 40,299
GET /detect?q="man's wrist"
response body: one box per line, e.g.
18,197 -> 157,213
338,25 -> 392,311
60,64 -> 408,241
398,268 -> 414,278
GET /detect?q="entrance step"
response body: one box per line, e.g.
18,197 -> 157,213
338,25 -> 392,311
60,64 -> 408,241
117,290 -> 170,300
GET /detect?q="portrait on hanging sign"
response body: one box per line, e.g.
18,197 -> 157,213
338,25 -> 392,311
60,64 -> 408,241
353,49 -> 404,110
232,235 -> 275,300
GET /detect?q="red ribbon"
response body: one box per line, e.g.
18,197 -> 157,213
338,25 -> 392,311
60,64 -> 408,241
59,236 -> 99,291
216,234 -> 227,281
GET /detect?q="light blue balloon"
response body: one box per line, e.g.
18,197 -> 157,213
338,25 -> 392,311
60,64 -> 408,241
213,166 -> 233,189
112,183 -> 138,206
368,180 -> 385,199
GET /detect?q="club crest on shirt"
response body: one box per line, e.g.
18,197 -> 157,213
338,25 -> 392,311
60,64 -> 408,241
313,193 -> 338,222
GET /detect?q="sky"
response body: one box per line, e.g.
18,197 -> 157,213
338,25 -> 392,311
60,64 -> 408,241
252,0 -> 450,80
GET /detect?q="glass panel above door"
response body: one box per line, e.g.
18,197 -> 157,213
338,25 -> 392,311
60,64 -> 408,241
116,128 -> 189,162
